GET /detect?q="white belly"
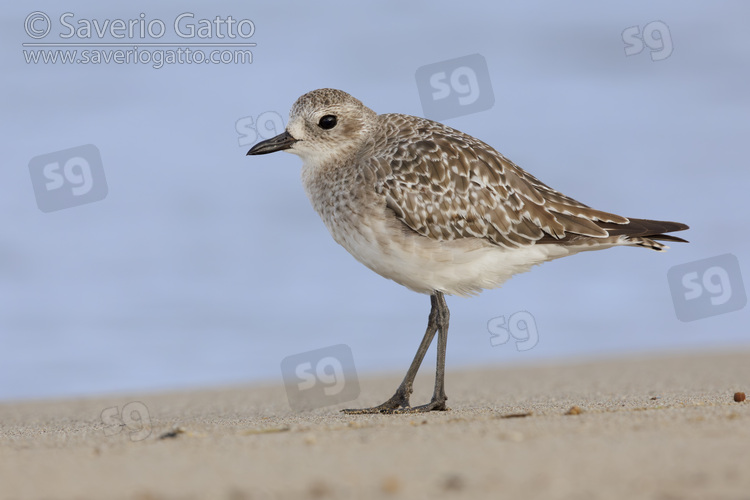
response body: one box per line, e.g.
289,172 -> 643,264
323,208 -> 574,297
301,160 -> 579,297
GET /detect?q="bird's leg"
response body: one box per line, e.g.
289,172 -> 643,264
393,291 -> 449,413
341,293 -> 449,414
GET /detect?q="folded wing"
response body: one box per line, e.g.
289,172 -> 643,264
370,114 -> 688,249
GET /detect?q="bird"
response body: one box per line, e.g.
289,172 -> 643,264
246,88 -> 688,414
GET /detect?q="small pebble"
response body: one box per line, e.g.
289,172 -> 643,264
565,406 -> 583,415
381,476 -> 401,494
734,392 -> 746,402
158,427 -> 187,440
443,474 -> 465,491
308,480 -> 332,499
500,411 -> 532,419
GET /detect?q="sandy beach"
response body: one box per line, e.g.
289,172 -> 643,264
1,350 -> 749,500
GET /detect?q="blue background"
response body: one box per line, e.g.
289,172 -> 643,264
2,2 -> 748,401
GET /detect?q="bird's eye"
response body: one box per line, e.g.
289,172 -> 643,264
318,115 -> 337,130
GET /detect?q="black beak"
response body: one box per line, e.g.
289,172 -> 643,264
246,130 -> 298,155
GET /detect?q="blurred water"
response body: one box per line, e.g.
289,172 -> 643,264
1,2 -> 749,401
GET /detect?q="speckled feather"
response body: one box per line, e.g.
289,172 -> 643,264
367,113 -> 685,250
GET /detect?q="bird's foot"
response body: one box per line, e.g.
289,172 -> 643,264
391,397 -> 448,414
341,394 -> 448,415
341,389 -> 411,414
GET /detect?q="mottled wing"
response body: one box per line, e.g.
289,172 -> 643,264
369,114 -> 629,249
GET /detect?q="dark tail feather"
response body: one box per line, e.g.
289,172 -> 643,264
536,215 -> 689,249
648,233 -> 689,244
598,218 -> 689,243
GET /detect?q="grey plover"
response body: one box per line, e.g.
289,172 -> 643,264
247,88 -> 688,414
